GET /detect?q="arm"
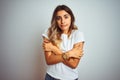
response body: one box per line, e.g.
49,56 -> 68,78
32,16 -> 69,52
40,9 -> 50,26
42,37 -> 64,65
63,42 -> 84,69
43,37 -> 84,68
44,51 -> 64,65
51,42 -> 84,69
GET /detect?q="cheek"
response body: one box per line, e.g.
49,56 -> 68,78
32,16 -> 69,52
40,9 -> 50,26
67,19 -> 71,25
57,21 -> 61,26
67,17 -> 71,23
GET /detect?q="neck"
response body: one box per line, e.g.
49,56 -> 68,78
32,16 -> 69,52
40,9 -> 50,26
62,30 -> 68,34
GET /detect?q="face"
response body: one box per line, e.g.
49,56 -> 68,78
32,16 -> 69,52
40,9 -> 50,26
56,10 -> 71,34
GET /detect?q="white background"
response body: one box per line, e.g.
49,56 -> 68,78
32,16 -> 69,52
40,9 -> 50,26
0,0 -> 120,80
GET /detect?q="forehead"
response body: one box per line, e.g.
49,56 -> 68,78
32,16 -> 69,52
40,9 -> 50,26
56,10 -> 69,16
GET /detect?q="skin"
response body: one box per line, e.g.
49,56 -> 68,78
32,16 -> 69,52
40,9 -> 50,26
42,10 -> 84,69
56,10 -> 71,34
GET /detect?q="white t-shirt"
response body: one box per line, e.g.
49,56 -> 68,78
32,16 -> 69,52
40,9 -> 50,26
42,29 -> 85,80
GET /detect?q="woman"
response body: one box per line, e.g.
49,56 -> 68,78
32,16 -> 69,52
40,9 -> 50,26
42,5 -> 85,80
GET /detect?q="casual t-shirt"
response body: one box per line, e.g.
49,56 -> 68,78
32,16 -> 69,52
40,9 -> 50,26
42,29 -> 85,80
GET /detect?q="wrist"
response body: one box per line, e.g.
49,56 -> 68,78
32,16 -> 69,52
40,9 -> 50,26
51,45 -> 56,52
65,52 -> 70,59
62,53 -> 69,60
66,51 -> 73,58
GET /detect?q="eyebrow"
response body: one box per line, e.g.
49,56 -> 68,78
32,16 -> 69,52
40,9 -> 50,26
64,14 -> 70,16
56,13 -> 70,17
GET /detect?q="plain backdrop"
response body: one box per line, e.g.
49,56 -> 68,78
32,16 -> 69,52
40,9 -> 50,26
0,0 -> 120,80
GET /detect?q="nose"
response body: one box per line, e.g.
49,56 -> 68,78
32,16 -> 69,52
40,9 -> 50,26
61,18 -> 65,24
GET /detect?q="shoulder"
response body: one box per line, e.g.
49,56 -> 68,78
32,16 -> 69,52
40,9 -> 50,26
72,29 -> 84,36
72,29 -> 85,43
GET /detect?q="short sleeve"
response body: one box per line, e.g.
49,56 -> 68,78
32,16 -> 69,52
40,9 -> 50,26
74,30 -> 85,44
42,29 -> 49,39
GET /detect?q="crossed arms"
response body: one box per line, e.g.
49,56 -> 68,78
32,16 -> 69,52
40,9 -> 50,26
42,37 -> 84,69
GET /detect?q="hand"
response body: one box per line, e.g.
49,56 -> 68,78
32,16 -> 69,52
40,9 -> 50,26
42,39 -> 55,51
66,48 -> 84,59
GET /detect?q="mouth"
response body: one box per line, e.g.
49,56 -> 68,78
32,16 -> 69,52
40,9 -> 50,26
60,24 -> 67,27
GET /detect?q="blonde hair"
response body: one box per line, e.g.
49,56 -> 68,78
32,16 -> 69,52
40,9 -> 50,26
48,5 -> 78,47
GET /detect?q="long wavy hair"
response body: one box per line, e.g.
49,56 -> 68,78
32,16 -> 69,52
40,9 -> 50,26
48,5 -> 78,47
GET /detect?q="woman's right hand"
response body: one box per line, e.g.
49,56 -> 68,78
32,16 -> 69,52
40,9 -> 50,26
42,38 -> 54,52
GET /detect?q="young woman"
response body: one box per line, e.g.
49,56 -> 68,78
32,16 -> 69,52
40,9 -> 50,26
42,5 -> 85,80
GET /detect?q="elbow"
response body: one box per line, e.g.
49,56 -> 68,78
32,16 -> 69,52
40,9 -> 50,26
70,63 -> 78,69
71,65 -> 77,69
45,57 -> 52,65
46,62 -> 49,65
46,60 -> 55,65
46,61 -> 51,65
67,60 -> 80,69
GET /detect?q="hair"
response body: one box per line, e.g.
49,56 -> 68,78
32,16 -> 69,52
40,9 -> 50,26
48,5 -> 78,47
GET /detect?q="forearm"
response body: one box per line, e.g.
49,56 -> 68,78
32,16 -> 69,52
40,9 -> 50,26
62,45 -> 83,68
62,50 -> 81,69
52,48 -> 81,68
44,51 -> 80,68
43,40 -> 84,68
52,42 -> 84,57
51,42 -> 84,68
52,46 -> 62,54
63,58 -> 80,69
44,51 -> 64,65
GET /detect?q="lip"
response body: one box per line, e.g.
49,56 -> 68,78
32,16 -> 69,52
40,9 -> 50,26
61,24 -> 67,27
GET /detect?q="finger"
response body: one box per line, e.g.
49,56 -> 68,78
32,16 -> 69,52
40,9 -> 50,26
79,53 -> 84,57
44,39 -> 50,43
76,56 -> 81,59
